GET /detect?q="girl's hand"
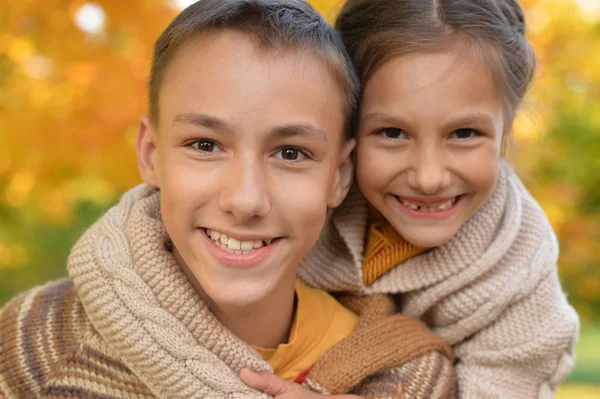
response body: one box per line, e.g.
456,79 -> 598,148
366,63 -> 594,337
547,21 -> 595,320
240,368 -> 361,399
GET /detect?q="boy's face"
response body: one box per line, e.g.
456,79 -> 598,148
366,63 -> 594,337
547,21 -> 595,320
356,40 -> 504,248
137,30 -> 353,309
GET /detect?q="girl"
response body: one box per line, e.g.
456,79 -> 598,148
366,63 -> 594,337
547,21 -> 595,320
298,0 -> 580,397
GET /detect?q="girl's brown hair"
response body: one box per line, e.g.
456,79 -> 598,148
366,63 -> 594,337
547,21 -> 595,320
335,0 -> 536,125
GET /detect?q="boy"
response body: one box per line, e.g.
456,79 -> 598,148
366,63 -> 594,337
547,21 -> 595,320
0,1 -> 453,398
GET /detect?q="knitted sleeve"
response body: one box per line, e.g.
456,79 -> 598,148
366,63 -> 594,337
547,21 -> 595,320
453,269 -> 579,398
0,279 -> 82,398
349,351 -> 456,399
0,279 -> 156,399
305,294 -> 457,398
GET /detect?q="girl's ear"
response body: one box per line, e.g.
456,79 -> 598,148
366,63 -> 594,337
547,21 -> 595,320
136,115 -> 160,188
328,138 -> 356,208
501,123 -> 512,157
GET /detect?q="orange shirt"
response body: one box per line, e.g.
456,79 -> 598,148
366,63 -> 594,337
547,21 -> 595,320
253,281 -> 358,381
362,208 -> 427,285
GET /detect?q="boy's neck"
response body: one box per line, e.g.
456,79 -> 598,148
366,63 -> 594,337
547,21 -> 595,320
175,253 -> 297,348
210,288 -> 297,349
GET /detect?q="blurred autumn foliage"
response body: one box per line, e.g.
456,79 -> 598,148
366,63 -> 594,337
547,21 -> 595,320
0,0 -> 598,325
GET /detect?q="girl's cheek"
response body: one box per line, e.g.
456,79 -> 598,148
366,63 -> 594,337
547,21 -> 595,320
355,144 -> 394,204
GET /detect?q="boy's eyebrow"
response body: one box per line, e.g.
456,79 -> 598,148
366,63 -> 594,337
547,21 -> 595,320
269,123 -> 328,142
172,112 -> 235,132
173,112 -> 328,142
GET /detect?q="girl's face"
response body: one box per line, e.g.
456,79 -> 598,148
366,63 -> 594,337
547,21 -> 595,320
356,41 -> 505,248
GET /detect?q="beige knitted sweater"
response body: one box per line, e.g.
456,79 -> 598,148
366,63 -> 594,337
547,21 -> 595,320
0,184 -> 456,398
299,162 -> 580,398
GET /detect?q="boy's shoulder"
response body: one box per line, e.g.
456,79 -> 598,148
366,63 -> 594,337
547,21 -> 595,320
0,279 -> 81,338
0,279 -> 154,398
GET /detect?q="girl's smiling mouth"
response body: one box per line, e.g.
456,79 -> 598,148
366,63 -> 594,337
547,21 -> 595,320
393,195 -> 463,219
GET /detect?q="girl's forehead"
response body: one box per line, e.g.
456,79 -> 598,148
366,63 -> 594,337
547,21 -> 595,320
363,45 -> 498,105
368,36 -> 494,89
358,42 -> 504,136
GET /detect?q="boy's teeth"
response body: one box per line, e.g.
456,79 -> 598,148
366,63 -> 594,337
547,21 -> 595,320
207,229 -> 273,252
241,241 -> 254,251
228,238 -> 241,250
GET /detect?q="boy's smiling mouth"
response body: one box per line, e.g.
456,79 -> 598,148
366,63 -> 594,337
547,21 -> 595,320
204,228 -> 277,255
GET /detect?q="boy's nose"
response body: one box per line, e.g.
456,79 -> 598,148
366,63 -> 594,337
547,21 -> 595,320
407,150 -> 451,194
218,159 -> 271,222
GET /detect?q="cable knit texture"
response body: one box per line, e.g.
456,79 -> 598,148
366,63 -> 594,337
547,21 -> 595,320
0,185 -> 456,398
299,161 -> 580,398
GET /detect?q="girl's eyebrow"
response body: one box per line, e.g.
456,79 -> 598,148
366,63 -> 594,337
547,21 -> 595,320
446,113 -> 497,127
360,111 -> 498,129
360,111 -> 413,129
360,111 -> 394,124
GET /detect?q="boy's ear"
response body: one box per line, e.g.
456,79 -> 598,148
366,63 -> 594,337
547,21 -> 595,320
136,115 -> 160,188
327,138 -> 356,208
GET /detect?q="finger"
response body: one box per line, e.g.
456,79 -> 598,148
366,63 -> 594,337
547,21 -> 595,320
240,368 -> 296,396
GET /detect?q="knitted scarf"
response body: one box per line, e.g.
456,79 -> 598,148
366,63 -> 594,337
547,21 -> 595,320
60,184 -> 455,399
298,161 -> 579,397
67,185 -> 272,398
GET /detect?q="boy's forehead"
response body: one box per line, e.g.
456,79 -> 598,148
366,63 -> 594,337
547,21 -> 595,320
156,29 -> 347,136
163,29 -> 326,86
159,30 -> 345,145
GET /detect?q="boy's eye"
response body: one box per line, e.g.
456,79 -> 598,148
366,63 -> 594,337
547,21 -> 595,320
378,128 -> 407,139
190,140 -> 221,153
275,148 -> 307,162
450,128 -> 479,139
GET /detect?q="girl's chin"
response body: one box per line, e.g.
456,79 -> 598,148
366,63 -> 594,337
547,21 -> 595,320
395,227 -> 457,248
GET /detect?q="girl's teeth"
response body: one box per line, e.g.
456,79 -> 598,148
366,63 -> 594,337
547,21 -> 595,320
400,197 -> 457,212
253,240 -> 262,248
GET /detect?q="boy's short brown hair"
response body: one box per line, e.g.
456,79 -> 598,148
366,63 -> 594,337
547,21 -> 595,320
149,0 -> 359,130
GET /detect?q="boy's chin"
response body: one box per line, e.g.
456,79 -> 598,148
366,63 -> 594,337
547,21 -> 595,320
201,277 -> 283,309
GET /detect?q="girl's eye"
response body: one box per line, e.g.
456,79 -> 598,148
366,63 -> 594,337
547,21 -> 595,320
190,140 -> 221,153
450,128 -> 479,139
378,128 -> 407,139
275,148 -> 307,162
